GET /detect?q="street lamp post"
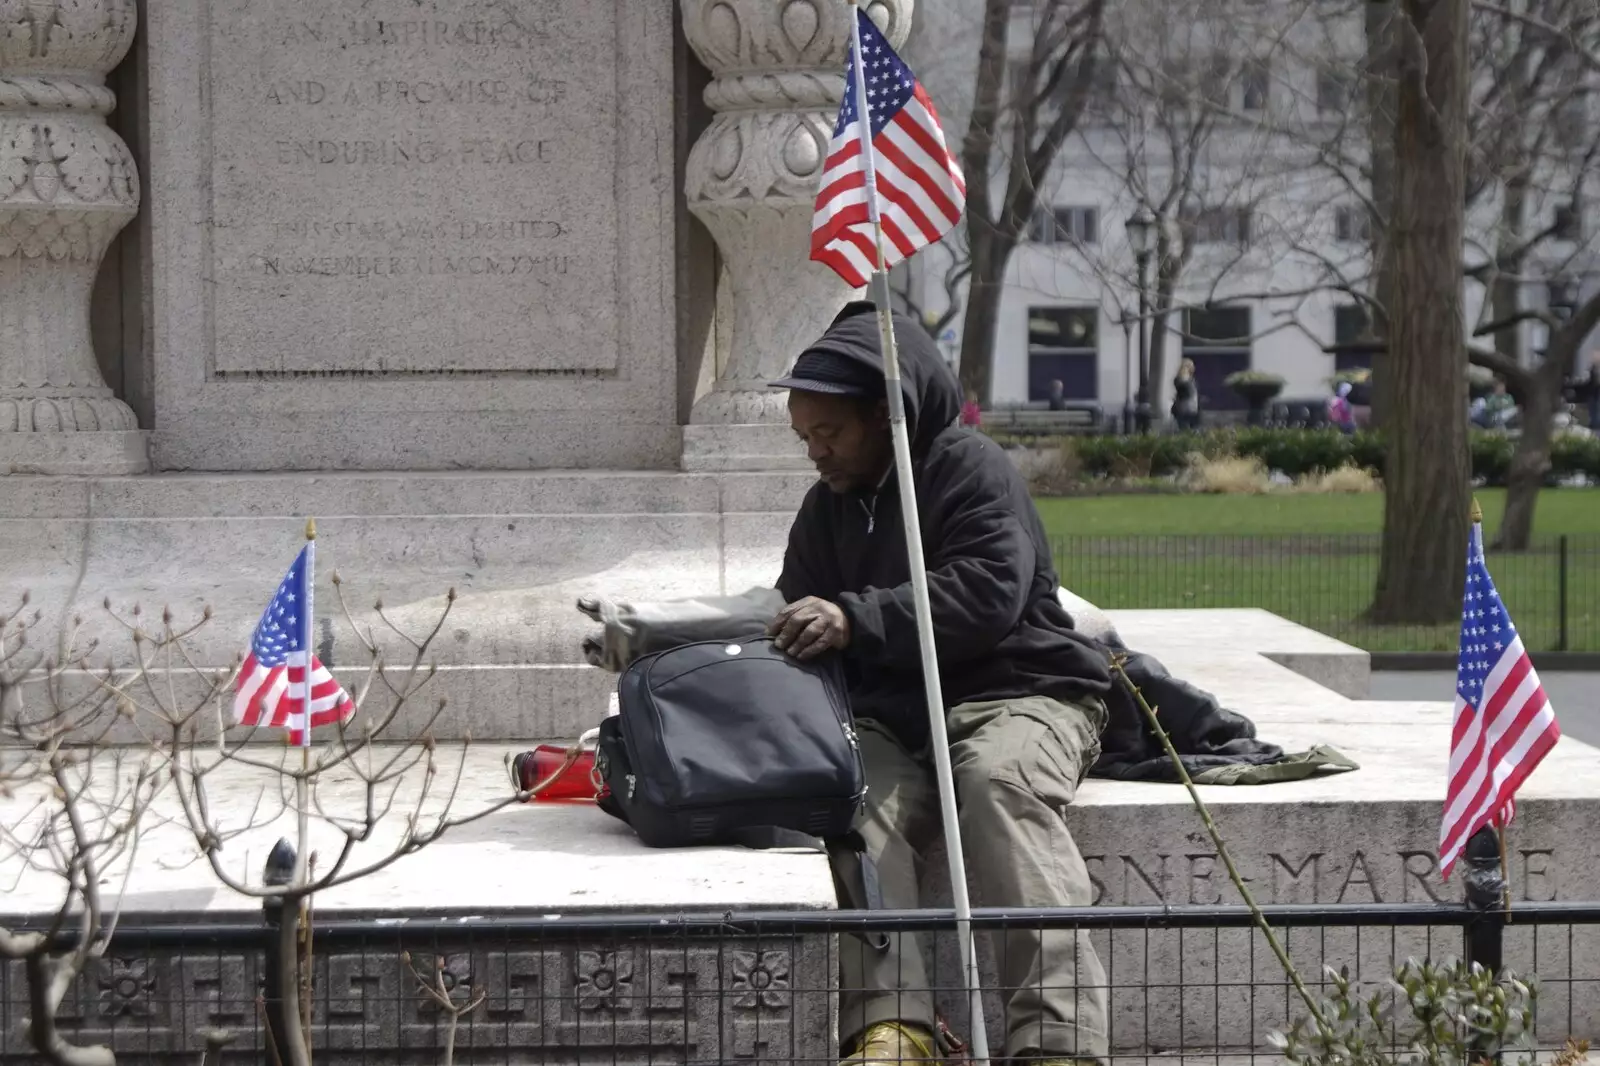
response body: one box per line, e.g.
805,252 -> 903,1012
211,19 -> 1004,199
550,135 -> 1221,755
1126,210 -> 1155,433
1120,314 -> 1135,434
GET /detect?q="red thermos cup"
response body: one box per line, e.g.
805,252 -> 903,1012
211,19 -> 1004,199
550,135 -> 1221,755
511,745 -> 604,802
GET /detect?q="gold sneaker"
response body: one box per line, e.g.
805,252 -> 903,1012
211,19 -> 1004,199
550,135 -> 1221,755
841,1021 -> 939,1063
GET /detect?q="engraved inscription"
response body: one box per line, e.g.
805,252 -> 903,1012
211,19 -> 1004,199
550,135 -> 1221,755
275,19 -> 551,49
1399,850 -> 1445,903
263,78 -> 569,107
272,137 -> 552,166
1082,849 -> 1565,905
210,0 -> 620,375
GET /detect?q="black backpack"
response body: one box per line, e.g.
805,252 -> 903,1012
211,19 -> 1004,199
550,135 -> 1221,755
594,635 -> 868,849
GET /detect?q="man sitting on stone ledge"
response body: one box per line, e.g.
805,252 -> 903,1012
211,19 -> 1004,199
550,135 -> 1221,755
765,301 -> 1110,1066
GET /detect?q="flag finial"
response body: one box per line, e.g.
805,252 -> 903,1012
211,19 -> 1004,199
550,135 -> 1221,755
305,517 -> 317,541
1470,498 -> 1482,524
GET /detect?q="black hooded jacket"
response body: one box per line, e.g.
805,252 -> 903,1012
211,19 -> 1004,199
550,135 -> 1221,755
775,303 -> 1114,750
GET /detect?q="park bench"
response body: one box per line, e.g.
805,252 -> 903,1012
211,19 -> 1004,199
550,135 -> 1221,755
983,403 -> 1106,437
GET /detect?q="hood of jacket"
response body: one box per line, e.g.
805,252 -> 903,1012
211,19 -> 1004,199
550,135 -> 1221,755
796,301 -> 962,457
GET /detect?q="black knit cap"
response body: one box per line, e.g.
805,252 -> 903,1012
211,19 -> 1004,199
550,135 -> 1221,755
769,348 -> 886,397
770,301 -> 887,397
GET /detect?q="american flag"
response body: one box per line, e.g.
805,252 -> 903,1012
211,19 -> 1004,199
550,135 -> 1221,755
1439,519 -> 1560,878
810,8 -> 967,288
233,544 -> 354,746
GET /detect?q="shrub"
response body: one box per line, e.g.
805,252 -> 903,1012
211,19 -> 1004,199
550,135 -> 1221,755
1551,431 -> 1600,480
1270,959 -> 1541,1066
1294,463 -> 1381,494
1224,369 -> 1287,389
1012,425 -> 1591,494
1070,434 -> 1125,478
1234,427 -> 1354,477
1181,454 -> 1272,494
1348,430 -> 1387,474
1472,432 -> 1516,486
1011,440 -> 1082,495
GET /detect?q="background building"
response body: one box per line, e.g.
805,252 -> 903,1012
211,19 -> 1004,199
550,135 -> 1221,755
898,0 -> 1600,421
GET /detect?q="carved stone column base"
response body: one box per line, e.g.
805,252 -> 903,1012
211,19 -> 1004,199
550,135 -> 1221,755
0,428 -> 149,476
681,424 -> 810,472
684,200 -> 861,429
680,0 -> 914,470
1,0 -> 145,477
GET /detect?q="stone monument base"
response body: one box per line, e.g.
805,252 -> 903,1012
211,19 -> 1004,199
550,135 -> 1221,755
680,424 -> 811,473
4,609 -> 1597,1062
0,432 -> 151,476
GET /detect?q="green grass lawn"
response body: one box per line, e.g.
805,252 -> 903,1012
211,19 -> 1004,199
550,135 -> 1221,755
1034,488 -> 1600,538
1035,488 -> 1600,653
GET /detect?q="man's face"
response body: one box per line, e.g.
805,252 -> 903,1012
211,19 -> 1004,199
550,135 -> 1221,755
788,390 -> 892,493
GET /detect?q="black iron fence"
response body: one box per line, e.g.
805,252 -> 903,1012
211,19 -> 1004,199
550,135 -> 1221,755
5,899 -> 1596,1065
1051,532 -> 1600,656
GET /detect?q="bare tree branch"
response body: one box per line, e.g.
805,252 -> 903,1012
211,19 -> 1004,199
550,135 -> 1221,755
1,595 -> 161,1066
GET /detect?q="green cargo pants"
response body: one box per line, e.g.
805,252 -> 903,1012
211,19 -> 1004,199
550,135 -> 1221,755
830,695 -> 1111,1062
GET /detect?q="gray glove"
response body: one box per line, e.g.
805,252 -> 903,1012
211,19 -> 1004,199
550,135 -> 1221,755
576,586 -> 789,672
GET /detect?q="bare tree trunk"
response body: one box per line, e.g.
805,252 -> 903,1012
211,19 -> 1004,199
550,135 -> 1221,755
956,0 -> 1105,404
957,0 -> 1012,405
1488,344 -> 1576,551
1143,242 -> 1182,418
1491,177 -> 1528,368
1369,0 -> 1471,625
1365,0 -> 1398,429
1496,376 -> 1558,551
1484,176 -> 1542,551
959,228 -> 1011,401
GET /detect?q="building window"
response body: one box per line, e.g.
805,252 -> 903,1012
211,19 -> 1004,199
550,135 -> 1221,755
1334,206 -> 1370,243
1186,206 -> 1252,247
1026,306 -> 1100,401
1186,305 -> 1252,347
1182,305 -> 1253,411
1317,69 -> 1351,114
1240,59 -> 1270,113
1027,205 -> 1099,245
1333,305 -> 1372,347
1332,304 -> 1377,373
1554,202 -> 1582,241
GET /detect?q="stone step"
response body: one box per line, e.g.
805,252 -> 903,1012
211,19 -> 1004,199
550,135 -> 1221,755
32,601 -> 1370,746
0,468 -> 813,682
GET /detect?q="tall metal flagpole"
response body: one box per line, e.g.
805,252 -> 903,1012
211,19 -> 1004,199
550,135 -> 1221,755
296,518 -> 314,891
845,6 -> 991,1061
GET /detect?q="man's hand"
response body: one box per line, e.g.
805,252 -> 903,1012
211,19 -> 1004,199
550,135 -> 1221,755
767,597 -> 851,661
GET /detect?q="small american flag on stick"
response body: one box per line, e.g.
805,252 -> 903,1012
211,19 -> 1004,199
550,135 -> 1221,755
810,7 -> 966,288
1439,510 -> 1560,878
233,543 -> 354,746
